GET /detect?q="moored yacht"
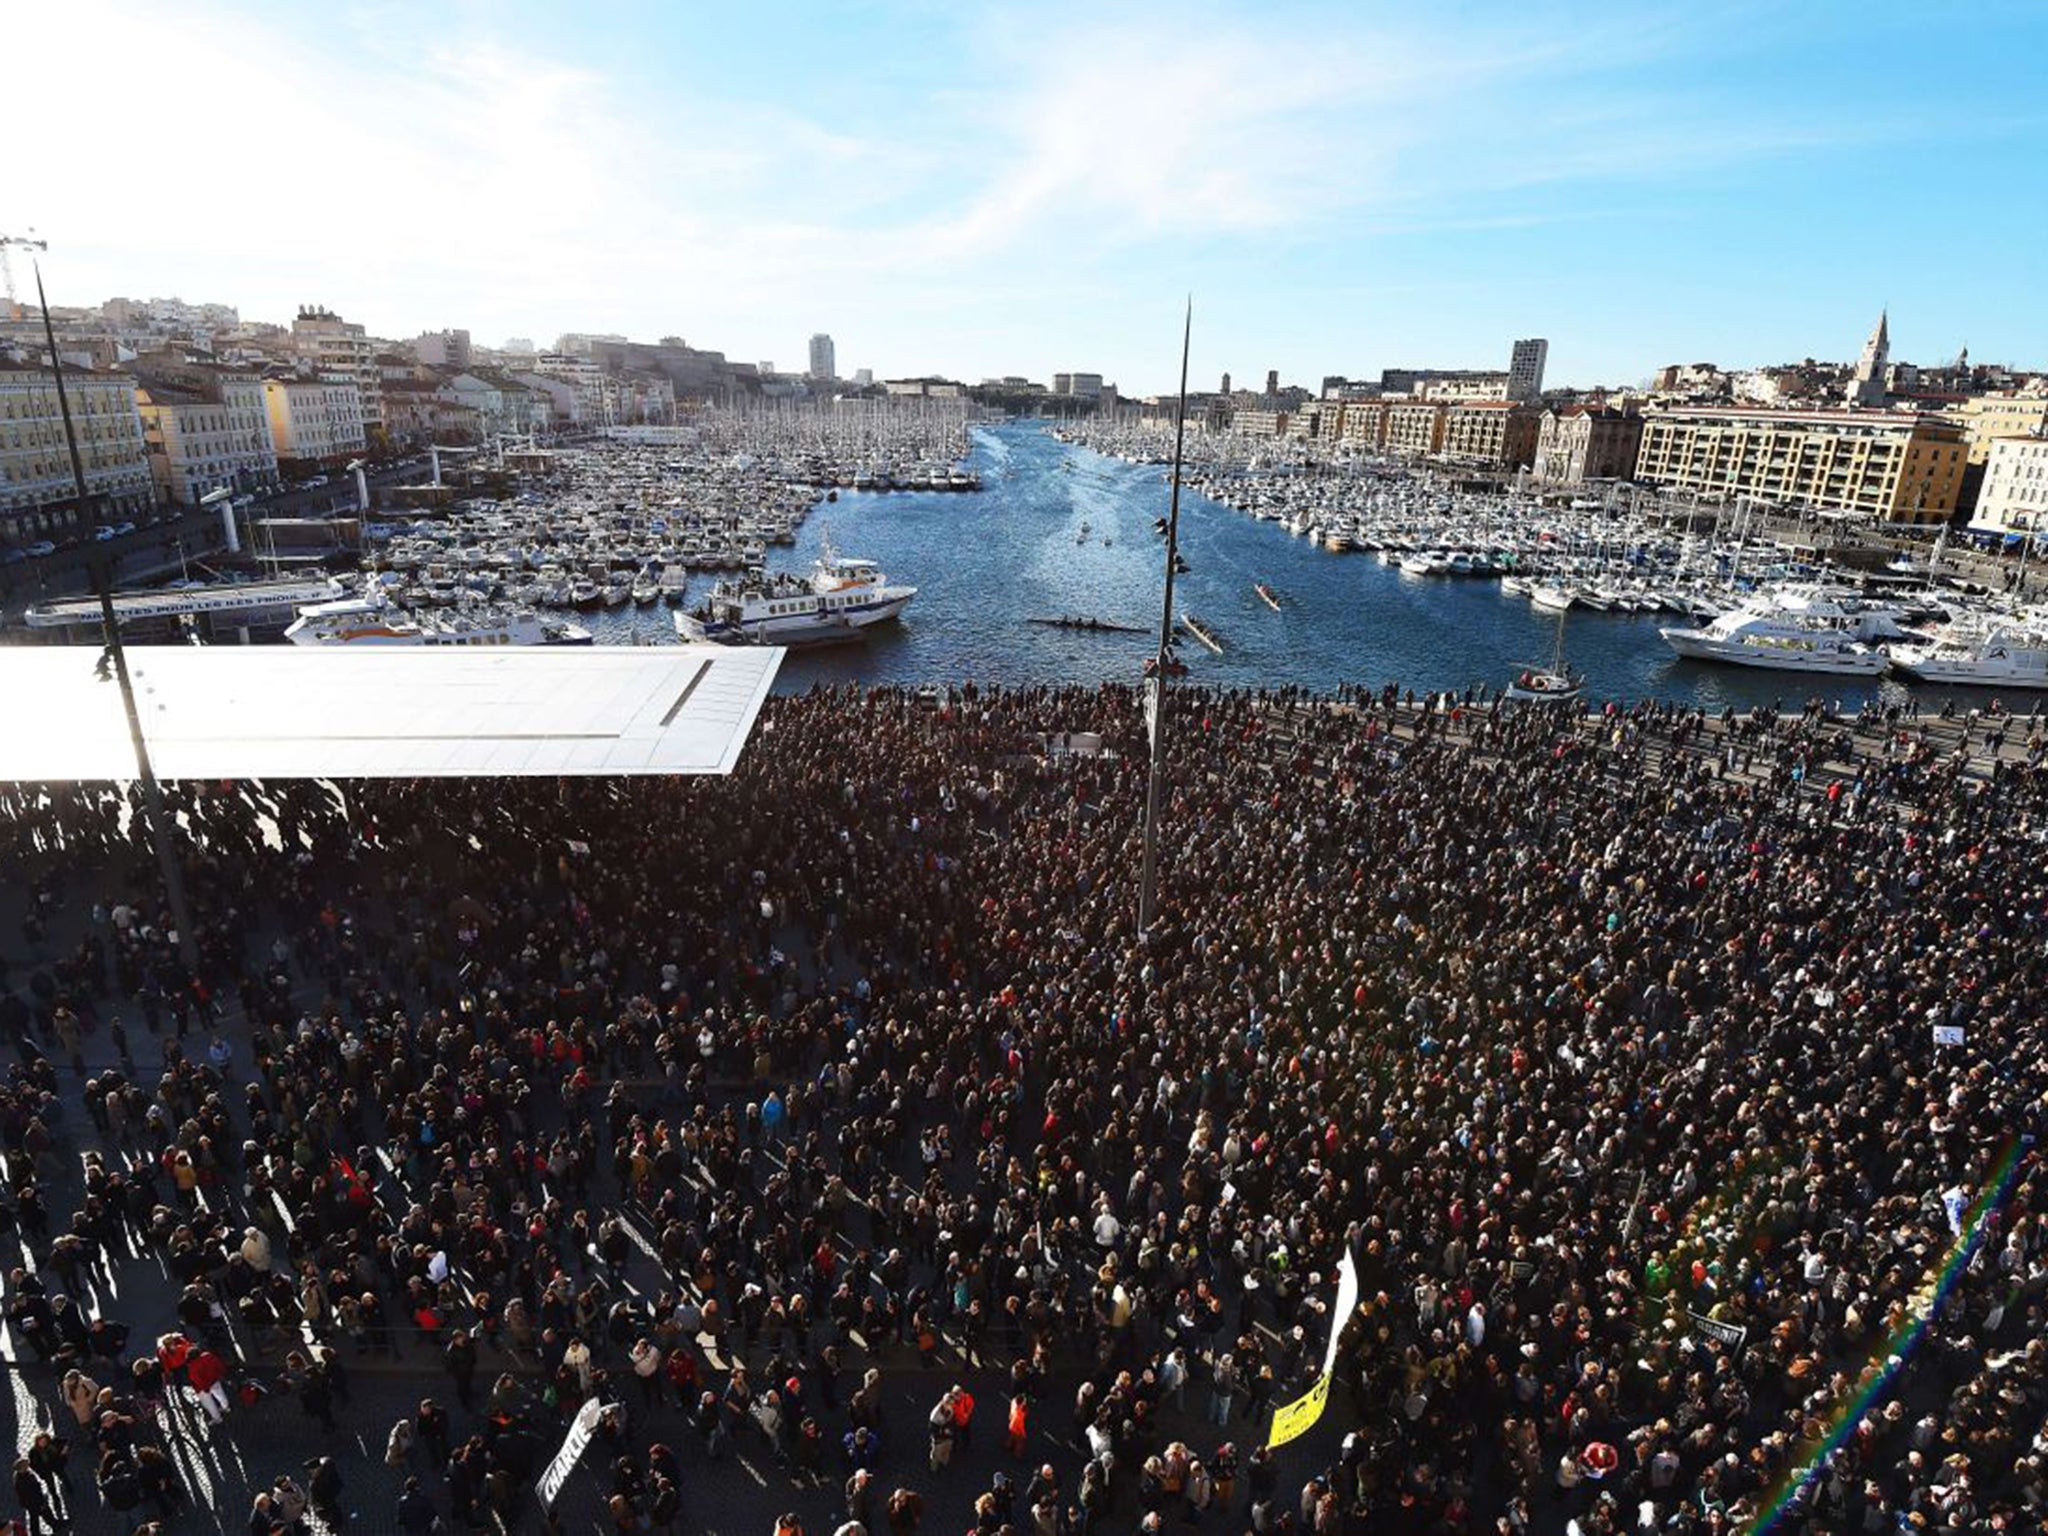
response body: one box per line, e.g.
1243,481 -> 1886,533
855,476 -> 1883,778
676,548 -> 916,645
285,594 -> 592,646
1889,620 -> 2048,688
1660,593 -> 1888,675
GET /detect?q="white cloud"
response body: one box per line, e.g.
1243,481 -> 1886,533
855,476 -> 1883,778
5,0 -> 1885,378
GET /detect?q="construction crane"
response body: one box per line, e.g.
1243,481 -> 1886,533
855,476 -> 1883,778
0,231 -> 49,318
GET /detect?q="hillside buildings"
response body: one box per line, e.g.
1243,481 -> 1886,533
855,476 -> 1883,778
290,305 -> 383,438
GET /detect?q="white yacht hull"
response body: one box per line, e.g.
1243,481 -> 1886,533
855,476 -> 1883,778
1888,647 -> 2048,687
677,587 -> 914,645
1660,627 -> 1887,675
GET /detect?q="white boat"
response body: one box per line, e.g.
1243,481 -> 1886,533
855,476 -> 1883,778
1888,621 -> 2048,688
285,594 -> 592,647
1508,607 -> 1584,703
676,548 -> 916,645
1531,583 -> 1577,613
1660,593 -> 1888,675
1400,551 -> 1450,576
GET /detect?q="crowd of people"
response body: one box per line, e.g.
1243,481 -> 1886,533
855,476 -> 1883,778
1,679 -> 2046,1536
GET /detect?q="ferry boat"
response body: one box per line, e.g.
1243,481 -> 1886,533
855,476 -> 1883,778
1659,592 -> 1888,675
1888,620 -> 2048,688
675,549 -> 916,645
285,594 -> 592,647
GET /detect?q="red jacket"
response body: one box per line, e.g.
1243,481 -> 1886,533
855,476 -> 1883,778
187,1351 -> 226,1393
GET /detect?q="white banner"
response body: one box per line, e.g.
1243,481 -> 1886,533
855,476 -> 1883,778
1322,1248 -> 1361,1376
537,1398 -> 609,1510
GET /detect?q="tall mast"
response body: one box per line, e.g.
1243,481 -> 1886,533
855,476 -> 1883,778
1137,299 -> 1193,936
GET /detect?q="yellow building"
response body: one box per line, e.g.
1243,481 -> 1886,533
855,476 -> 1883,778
1333,399 -> 1389,449
1635,406 -> 1966,524
1439,402 -> 1540,468
135,367 -> 280,506
1383,400 -> 1447,457
0,361 -> 155,541
263,375 -> 367,464
1231,408 -> 1287,437
1954,392 -> 2048,464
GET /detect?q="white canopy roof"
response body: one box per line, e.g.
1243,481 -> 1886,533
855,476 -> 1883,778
0,644 -> 782,781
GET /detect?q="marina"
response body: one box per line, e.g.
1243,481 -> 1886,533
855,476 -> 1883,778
35,420 -> 2048,711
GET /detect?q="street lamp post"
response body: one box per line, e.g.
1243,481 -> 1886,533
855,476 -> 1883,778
34,260 -> 200,976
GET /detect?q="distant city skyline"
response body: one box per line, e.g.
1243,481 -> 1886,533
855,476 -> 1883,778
11,1 -> 2048,392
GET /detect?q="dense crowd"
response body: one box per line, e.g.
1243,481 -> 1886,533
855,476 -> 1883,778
1,680 -> 2046,1536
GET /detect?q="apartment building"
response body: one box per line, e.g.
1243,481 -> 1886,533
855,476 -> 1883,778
263,375 -> 367,464
1635,406 -> 1967,523
291,306 -> 384,434
1383,400 -> 1449,457
1971,436 -> 2048,533
1534,406 -> 1644,485
0,362 -> 155,541
133,365 -> 280,505
1954,392 -> 2048,464
1439,402 -> 1540,468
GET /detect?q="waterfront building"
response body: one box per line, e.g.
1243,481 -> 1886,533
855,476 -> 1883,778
262,374 -> 367,464
1332,398 -> 1390,450
1383,400 -> 1449,457
1534,405 -> 1643,485
291,306 -> 384,436
808,333 -> 836,380
1508,338 -> 1548,403
1846,311 -> 1890,407
1439,401 -> 1540,468
1285,402 -> 1326,440
1232,408 -> 1287,437
1635,405 -> 1966,523
133,363 -> 280,505
1970,435 -> 2048,534
0,361 -> 156,541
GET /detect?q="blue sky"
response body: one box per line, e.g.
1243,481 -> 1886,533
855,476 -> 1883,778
13,0 -> 2047,392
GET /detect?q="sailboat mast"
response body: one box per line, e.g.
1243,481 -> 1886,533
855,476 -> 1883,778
1137,299 -> 1193,936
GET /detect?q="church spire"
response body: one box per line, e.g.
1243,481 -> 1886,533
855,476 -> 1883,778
1848,309 -> 1890,406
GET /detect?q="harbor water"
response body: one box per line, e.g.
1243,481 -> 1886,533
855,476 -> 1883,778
582,422 -> 2021,711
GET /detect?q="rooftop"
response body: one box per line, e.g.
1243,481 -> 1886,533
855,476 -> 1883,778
0,645 -> 782,780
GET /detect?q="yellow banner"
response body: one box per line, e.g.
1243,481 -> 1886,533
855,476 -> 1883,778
1267,1371 -> 1330,1448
